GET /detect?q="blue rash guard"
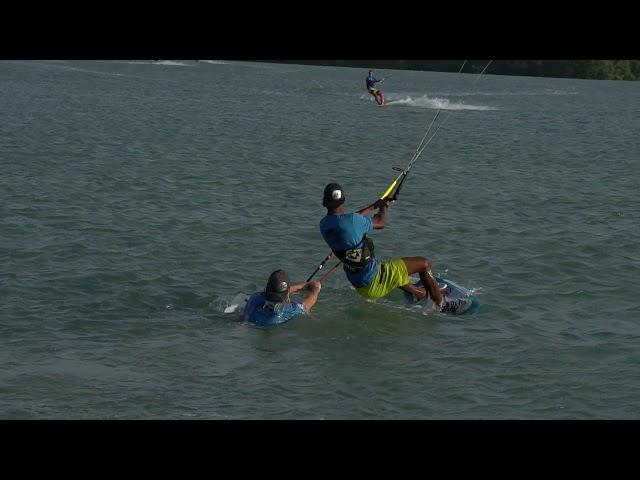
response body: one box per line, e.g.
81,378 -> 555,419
366,74 -> 379,89
243,292 -> 306,326
319,212 -> 379,288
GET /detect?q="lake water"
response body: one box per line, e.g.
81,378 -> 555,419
1,60 -> 639,419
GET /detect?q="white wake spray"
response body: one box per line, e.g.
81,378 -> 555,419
384,95 -> 498,111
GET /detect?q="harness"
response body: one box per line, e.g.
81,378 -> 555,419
332,235 -> 375,272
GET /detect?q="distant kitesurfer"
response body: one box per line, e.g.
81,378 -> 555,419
243,270 -> 322,326
318,183 -> 470,314
366,69 -> 385,106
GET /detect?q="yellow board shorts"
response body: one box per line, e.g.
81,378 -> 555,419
355,258 -> 410,300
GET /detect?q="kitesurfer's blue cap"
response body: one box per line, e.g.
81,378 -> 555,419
323,183 -> 345,208
265,269 -> 289,302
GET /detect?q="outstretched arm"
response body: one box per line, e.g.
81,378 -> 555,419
289,282 -> 309,294
372,203 -> 388,229
357,204 -> 377,216
358,200 -> 389,229
356,202 -> 388,229
301,281 -> 322,313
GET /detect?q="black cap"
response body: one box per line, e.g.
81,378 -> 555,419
322,183 -> 345,208
265,269 -> 290,302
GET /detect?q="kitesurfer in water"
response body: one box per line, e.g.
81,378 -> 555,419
318,183 -> 469,314
243,270 -> 322,326
366,70 -> 385,106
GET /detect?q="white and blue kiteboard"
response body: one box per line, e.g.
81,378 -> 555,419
375,275 -> 480,316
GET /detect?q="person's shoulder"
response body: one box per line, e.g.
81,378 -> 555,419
319,214 -> 333,229
354,212 -> 373,229
350,211 -> 370,222
286,302 -> 307,317
244,293 -> 266,324
247,292 -> 264,306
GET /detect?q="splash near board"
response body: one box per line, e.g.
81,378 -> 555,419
401,276 -> 480,315
223,293 -> 249,314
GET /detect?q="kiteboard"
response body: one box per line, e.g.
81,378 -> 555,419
384,275 -> 480,315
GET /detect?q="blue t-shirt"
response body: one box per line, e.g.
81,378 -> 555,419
243,292 -> 306,326
366,74 -> 378,89
319,212 -> 378,288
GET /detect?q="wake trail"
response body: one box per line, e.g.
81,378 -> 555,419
383,95 -> 498,111
119,60 -> 193,67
